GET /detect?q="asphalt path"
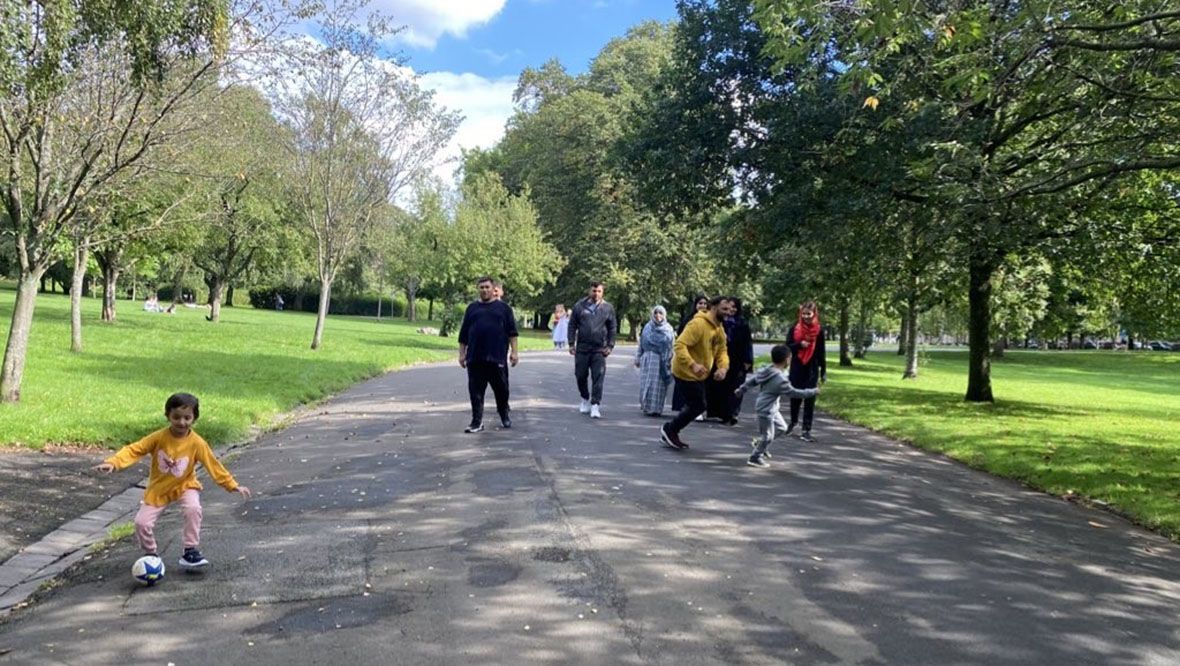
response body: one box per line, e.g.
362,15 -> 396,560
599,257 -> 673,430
1,349 -> 1178,665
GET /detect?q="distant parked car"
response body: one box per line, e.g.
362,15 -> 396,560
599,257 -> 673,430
1170,341 -> 1180,352
1082,339 -> 1098,350
1148,341 -> 1172,351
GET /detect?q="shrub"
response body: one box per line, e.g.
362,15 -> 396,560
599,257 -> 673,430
248,286 -> 404,318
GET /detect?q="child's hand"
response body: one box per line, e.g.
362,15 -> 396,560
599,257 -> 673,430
236,486 -> 252,499
92,463 -> 114,473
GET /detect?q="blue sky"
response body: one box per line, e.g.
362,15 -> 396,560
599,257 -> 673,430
400,0 -> 679,79
346,0 -> 679,184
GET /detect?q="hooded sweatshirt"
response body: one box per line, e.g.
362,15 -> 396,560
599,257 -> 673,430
736,364 -> 820,417
672,311 -> 729,382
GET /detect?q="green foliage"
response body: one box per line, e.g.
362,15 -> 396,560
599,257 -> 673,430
468,20 -> 729,326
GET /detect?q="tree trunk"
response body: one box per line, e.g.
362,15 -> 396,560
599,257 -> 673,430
101,264 -> 121,322
992,334 -> 1006,359
1127,333 -> 1135,351
311,279 -> 332,349
439,298 -> 457,337
225,284 -> 235,307
428,298 -> 435,322
903,292 -> 920,379
2,271 -> 47,403
897,307 -> 908,356
838,297 -> 853,367
965,254 -> 995,402
853,298 -> 868,359
405,281 -> 418,321
70,241 -> 90,353
208,278 -> 224,323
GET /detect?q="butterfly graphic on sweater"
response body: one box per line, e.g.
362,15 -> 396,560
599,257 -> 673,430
157,451 -> 190,478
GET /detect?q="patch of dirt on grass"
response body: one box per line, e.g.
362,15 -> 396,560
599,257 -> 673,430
0,446 -> 140,563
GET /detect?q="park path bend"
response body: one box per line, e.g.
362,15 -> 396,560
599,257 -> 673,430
0,350 -> 1178,665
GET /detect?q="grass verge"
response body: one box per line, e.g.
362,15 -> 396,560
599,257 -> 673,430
0,289 -> 549,448
812,349 -> 1180,539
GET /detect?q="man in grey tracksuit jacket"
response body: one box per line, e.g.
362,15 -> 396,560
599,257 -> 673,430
567,282 -> 617,417
735,345 -> 819,466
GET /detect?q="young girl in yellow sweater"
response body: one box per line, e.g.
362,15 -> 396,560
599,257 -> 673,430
94,393 -> 251,569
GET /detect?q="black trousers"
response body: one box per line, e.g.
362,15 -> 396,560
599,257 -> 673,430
666,378 -> 707,435
789,396 -> 816,431
468,361 -> 510,424
574,351 -> 607,404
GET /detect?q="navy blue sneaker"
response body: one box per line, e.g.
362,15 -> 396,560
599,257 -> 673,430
179,547 -> 208,569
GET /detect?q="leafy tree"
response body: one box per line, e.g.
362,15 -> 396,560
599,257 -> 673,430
268,1 -> 459,349
0,0 -> 242,401
185,85 -> 292,322
754,0 -> 1180,401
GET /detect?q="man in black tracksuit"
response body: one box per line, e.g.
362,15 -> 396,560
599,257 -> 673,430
458,277 -> 519,433
567,281 -> 617,419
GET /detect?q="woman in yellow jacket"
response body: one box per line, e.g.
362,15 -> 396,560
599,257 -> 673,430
660,296 -> 734,450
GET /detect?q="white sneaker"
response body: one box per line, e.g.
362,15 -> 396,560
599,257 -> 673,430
579,399 -> 591,414
590,404 -> 602,419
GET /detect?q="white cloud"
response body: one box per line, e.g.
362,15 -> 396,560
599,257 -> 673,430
419,71 -> 518,185
371,0 -> 507,48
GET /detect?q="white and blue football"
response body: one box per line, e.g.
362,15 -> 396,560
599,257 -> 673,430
132,555 -> 165,586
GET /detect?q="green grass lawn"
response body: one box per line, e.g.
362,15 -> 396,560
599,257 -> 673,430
816,349 -> 1180,539
0,289 -> 550,449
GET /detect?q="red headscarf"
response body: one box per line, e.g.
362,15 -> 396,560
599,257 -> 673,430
792,303 -> 822,365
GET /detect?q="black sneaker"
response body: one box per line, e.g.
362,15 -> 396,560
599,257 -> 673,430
785,422 -> 797,437
500,415 -> 512,429
179,547 -> 209,569
464,422 -> 484,434
750,438 -> 772,459
799,430 -> 814,443
747,455 -> 770,468
660,424 -> 687,450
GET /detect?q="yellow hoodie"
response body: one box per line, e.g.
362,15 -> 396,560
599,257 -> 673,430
105,427 -> 239,506
672,311 -> 729,382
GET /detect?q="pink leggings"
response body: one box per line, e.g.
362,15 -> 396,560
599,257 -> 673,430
134,489 -> 202,554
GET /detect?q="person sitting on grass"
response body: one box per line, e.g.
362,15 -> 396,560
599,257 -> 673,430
93,393 -> 251,570
735,344 -> 821,468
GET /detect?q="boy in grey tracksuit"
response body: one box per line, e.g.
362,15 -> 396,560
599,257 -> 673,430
735,344 -> 820,468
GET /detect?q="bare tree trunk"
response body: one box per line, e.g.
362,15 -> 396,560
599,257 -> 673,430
838,297 -> 853,367
101,264 -> 121,322
853,298 -> 868,359
992,333 -> 1006,359
903,293 -> 919,379
311,278 -> 332,349
70,240 -> 90,353
897,306 -> 908,356
966,253 -> 995,402
2,271 -> 47,403
428,298 -> 435,322
206,278 -> 225,322
404,280 -> 418,321
225,284 -> 234,307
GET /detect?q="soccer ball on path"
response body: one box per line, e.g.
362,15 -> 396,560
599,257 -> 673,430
132,555 -> 165,586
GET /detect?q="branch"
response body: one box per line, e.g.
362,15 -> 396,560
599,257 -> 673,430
1049,37 -> 1180,52
1004,156 -> 1180,199
1051,11 -> 1180,33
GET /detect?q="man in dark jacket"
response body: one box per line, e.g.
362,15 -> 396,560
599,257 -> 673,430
458,277 -> 519,433
567,281 -> 617,419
